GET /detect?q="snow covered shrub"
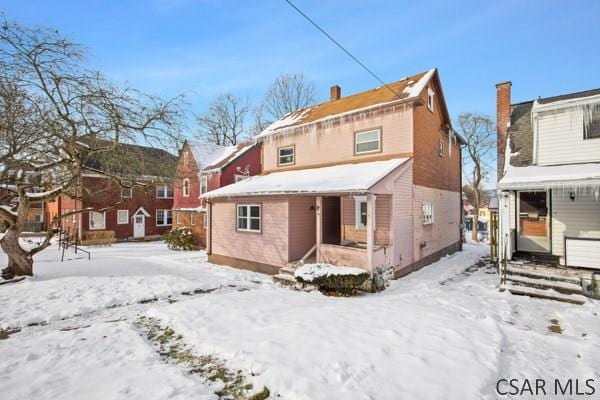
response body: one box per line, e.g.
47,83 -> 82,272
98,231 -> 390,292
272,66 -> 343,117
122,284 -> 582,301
294,263 -> 370,295
162,228 -> 197,251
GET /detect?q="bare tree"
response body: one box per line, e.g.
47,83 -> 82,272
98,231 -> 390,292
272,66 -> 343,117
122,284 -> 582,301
252,73 -> 316,135
456,113 -> 496,242
0,16 -> 183,278
196,93 -> 249,146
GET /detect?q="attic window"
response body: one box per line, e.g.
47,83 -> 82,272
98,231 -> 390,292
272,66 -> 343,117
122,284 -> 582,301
183,178 -> 190,197
184,151 -> 188,166
584,107 -> 600,140
278,146 -> 295,166
427,88 -> 435,112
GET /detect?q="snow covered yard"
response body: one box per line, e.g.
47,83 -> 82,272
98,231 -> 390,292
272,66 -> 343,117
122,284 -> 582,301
0,241 -> 599,400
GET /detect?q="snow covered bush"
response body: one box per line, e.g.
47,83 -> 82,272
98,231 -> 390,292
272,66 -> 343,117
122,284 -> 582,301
162,228 -> 197,251
294,263 -> 370,295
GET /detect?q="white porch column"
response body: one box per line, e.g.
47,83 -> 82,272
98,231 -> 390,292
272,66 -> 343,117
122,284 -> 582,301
366,193 -> 376,271
316,196 -> 322,262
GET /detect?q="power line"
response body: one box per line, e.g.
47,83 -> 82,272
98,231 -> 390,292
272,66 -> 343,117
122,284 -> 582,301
283,0 -> 402,99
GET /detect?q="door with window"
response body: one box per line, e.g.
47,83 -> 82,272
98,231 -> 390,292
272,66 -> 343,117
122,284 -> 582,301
133,215 -> 145,238
517,191 -> 550,253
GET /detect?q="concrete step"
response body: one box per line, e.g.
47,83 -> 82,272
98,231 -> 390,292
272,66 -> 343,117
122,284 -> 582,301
505,265 -> 581,285
501,284 -> 586,305
279,266 -> 297,275
273,274 -> 298,286
506,275 -> 583,295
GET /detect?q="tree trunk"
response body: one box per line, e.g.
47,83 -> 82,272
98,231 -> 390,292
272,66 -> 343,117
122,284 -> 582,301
1,228 -> 33,279
471,213 -> 479,242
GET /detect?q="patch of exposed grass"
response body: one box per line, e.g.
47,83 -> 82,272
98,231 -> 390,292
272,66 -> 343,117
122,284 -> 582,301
136,316 -> 269,399
548,318 -> 563,334
0,327 -> 21,340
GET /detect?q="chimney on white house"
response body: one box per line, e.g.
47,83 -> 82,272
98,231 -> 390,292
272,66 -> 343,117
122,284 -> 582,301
496,81 -> 512,179
330,85 -> 341,101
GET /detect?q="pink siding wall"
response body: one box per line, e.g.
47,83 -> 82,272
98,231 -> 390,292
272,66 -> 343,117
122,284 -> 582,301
340,195 -> 391,245
288,197 -> 316,261
210,197 -> 289,267
412,185 -> 461,261
261,104 -> 413,172
392,166 -> 414,270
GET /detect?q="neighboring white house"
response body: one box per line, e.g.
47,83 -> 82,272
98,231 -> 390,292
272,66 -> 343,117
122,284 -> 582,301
496,82 -> 600,269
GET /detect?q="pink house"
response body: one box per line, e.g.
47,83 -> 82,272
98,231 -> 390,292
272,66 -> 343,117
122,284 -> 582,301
172,140 -> 261,247
204,68 -> 464,279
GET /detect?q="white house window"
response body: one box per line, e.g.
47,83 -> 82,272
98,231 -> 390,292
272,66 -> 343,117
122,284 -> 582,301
355,129 -> 381,154
156,184 -> 173,199
117,210 -> 129,225
423,202 -> 434,225
278,146 -> 295,166
183,151 -> 188,166
121,187 -> 132,198
190,211 -> 196,226
354,196 -> 367,229
203,212 -> 208,229
200,175 -> 208,194
427,87 -> 435,112
235,174 -> 249,183
183,178 -> 190,197
89,211 -> 106,230
72,210 -> 77,223
438,139 -> 445,157
156,209 -> 172,226
237,204 -> 261,232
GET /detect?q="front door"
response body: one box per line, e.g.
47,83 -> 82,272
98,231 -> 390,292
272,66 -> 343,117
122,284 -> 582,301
133,215 -> 145,239
517,191 -> 550,253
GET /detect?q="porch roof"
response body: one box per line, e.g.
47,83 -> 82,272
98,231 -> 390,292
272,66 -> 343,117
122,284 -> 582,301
202,158 -> 410,198
498,162 -> 600,190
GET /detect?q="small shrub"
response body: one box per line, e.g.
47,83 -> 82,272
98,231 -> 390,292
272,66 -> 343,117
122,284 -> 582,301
295,263 -> 370,295
163,227 -> 198,251
82,230 -> 115,246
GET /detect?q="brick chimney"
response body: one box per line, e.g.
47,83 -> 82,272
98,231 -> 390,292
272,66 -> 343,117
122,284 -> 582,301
330,85 -> 341,101
496,81 -> 512,179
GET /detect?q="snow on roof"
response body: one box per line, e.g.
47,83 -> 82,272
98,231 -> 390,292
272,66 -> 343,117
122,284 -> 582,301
255,69 -> 437,140
498,162 -> 600,190
202,158 -> 410,198
188,141 -> 238,170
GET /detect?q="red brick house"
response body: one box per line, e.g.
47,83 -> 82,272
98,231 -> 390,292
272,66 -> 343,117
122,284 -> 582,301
58,142 -> 177,242
173,140 -> 261,247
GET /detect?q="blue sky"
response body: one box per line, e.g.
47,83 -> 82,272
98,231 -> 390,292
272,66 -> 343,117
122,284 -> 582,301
2,0 -> 600,182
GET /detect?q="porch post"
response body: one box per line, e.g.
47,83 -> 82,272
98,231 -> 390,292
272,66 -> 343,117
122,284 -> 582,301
366,193 -> 376,271
316,196 -> 322,262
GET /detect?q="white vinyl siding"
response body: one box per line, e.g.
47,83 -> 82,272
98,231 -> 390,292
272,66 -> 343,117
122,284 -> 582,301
535,105 -> 600,165
551,190 -> 600,262
355,129 -> 381,154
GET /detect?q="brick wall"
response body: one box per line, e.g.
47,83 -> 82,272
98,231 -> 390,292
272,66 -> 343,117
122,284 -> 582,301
496,82 -> 512,178
412,79 -> 461,193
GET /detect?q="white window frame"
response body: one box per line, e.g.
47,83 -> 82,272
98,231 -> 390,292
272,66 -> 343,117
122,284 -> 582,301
427,87 -> 435,112
183,151 -> 188,166
423,202 -> 434,225
354,195 -> 368,229
117,209 -> 129,225
200,175 -> 208,194
176,211 -> 181,225
156,184 -> 173,199
89,211 -> 106,230
156,209 -> 172,226
72,210 -> 77,223
203,212 -> 208,229
278,146 -> 295,166
190,211 -> 196,226
235,174 -> 249,183
183,178 -> 190,197
121,187 -> 132,198
438,139 -> 445,157
355,129 -> 381,155
236,204 -> 261,233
